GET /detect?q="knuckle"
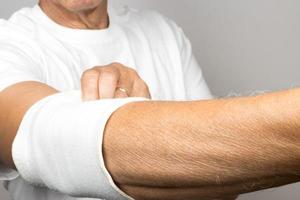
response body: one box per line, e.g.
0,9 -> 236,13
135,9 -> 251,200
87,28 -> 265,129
135,79 -> 149,91
129,68 -> 139,77
81,69 -> 99,80
100,70 -> 118,82
109,63 -> 139,77
112,63 -> 129,74
82,69 -> 99,78
129,67 -> 138,74
110,62 -> 122,67
108,62 -> 124,72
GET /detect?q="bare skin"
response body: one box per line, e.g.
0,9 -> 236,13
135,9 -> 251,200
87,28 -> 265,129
39,0 -> 109,29
81,63 -> 151,100
104,90 -> 300,199
1,0 -> 300,200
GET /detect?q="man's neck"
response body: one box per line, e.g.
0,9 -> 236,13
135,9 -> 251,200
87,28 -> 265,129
39,0 -> 109,30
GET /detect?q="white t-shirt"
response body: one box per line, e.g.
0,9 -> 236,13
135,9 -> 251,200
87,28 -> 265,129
0,4 -> 212,200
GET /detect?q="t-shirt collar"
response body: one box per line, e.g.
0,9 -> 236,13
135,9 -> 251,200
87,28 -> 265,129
31,3 -> 121,44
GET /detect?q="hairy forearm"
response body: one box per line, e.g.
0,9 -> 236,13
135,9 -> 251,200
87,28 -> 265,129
1,82 -> 300,200
103,88 -> 300,199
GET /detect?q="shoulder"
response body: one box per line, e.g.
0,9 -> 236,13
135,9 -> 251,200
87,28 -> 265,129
0,6 -> 39,42
131,7 -> 181,36
0,7 -> 43,62
114,6 -> 185,47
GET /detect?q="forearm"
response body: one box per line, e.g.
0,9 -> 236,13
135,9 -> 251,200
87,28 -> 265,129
103,88 -> 300,199
0,82 -> 57,168
2,82 -> 300,200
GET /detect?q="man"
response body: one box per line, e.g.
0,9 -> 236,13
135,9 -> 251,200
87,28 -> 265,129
0,0 -> 299,200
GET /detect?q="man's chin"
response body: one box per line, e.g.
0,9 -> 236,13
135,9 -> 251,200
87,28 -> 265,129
59,0 -> 105,12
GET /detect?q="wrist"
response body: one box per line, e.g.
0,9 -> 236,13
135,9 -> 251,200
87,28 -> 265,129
256,89 -> 300,176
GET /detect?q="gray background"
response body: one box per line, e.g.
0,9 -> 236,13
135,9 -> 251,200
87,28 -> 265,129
1,0 -> 300,199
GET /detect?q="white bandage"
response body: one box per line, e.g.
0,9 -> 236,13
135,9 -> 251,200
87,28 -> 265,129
12,91 -> 147,200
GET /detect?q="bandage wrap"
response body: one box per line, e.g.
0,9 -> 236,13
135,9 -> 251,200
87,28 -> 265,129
12,91 -> 147,200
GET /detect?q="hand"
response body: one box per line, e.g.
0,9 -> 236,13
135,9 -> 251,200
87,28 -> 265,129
81,63 -> 151,101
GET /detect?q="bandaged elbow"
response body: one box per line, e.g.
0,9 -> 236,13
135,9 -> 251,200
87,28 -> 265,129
12,90 -> 147,199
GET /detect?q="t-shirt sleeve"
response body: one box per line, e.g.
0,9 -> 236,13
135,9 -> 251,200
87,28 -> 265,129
0,39 -> 44,180
0,39 -> 44,92
180,35 -> 213,100
165,18 -> 213,100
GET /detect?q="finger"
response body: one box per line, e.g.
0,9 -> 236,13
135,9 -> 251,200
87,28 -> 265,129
112,63 -> 133,97
98,68 -> 120,99
81,69 -> 100,101
131,78 -> 151,99
114,88 -> 129,98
